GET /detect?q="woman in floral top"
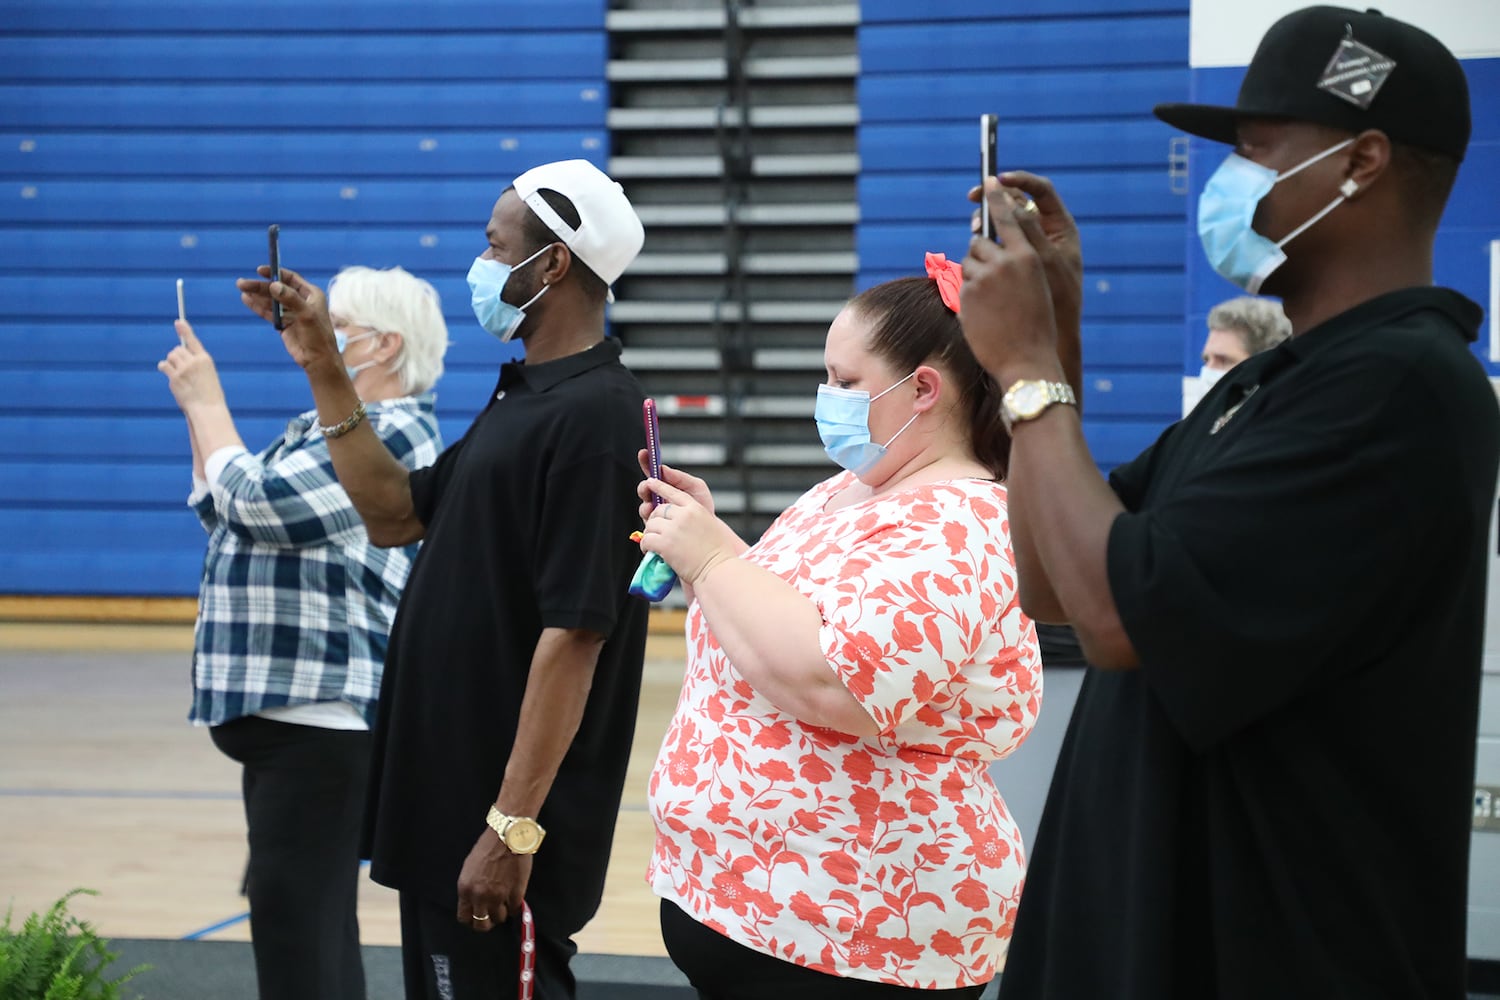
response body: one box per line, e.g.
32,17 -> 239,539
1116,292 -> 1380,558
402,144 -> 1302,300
638,255 -> 1044,997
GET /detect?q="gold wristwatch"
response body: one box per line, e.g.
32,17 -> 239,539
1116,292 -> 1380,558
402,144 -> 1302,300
1001,379 -> 1077,432
486,806 -> 546,855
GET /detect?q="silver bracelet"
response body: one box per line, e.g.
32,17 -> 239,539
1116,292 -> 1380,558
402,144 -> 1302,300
320,400 -> 367,440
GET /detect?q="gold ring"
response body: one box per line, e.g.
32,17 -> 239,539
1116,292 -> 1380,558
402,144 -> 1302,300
473,914 -> 491,922
1019,200 -> 1039,215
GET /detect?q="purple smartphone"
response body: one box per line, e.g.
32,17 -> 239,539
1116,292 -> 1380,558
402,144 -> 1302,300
644,398 -> 662,507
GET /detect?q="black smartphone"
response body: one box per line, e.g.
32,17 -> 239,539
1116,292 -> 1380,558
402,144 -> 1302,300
267,223 -> 283,330
980,114 -> 998,241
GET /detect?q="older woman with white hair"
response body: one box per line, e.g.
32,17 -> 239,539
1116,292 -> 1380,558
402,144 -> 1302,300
157,264 -> 448,1000
1184,296 -> 1292,414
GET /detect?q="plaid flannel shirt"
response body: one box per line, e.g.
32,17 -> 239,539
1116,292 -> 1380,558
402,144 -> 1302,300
188,393 -> 441,727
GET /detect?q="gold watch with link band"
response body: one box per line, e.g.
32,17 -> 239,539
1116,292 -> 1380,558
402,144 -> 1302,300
1001,379 -> 1077,432
486,806 -> 546,855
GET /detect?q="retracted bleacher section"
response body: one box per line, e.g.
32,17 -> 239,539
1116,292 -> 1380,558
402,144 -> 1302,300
858,0 -> 1190,471
605,0 -> 860,554
0,0 -> 611,595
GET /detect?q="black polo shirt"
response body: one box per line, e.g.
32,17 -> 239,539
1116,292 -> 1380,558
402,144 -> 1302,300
362,338 -> 650,928
1000,288 -> 1499,999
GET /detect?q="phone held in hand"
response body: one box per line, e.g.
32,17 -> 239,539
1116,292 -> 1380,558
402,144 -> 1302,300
628,397 -> 678,602
980,114 -> 998,242
643,398 -> 663,507
267,224 -> 283,330
176,278 -> 186,324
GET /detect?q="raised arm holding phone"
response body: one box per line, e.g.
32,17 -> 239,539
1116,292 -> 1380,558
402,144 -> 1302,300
238,259 -> 427,547
958,9 -> 1500,997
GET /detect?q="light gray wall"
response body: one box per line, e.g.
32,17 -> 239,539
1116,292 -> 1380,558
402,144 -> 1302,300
1471,466 -> 1500,961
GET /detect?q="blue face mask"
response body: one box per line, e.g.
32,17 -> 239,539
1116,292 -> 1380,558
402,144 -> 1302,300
815,372 -> 919,476
1197,138 -> 1355,294
466,245 -> 552,342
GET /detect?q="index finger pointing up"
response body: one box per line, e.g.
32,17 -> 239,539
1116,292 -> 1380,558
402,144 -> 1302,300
174,319 -> 203,351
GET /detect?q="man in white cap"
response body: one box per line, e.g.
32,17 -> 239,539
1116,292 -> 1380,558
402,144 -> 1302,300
240,159 -> 651,999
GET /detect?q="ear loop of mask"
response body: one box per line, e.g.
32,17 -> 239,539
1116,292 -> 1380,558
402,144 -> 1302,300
344,331 -> 392,380
1270,139 -> 1359,250
512,243 -> 555,312
872,371 -> 920,447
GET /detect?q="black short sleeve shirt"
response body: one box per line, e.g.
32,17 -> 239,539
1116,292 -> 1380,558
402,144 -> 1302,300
1000,289 -> 1499,999
362,339 -> 650,921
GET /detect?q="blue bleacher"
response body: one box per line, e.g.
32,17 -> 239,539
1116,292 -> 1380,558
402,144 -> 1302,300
860,0 -> 1186,21
0,180 -> 581,226
860,14 -> 1188,73
33,3 -> 1491,601
862,119 -> 1172,174
2,276 -> 494,323
0,83 -> 606,130
0,321 -> 519,372
0,370 -> 504,420
0,35 -> 606,82
858,169 -> 1182,223
0,133 -> 609,179
0,0 -> 606,32
861,221 -> 1186,271
0,415 -> 478,464
857,1 -> 1191,495
859,269 -> 1185,321
859,68 -> 1189,124
0,229 -> 493,277
0,5 -> 604,596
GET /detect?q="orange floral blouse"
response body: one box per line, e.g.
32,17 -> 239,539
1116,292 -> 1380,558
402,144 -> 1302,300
647,472 -> 1043,989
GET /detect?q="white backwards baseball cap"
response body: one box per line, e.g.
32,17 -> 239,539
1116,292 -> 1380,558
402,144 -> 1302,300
512,159 -> 645,303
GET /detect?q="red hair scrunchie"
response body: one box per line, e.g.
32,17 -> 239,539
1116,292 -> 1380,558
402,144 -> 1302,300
924,252 -> 963,314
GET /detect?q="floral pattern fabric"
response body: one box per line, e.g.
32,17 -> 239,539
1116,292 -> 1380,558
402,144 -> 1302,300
648,473 -> 1042,989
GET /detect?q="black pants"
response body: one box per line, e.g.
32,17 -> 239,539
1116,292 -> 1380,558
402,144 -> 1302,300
399,891 -> 578,1000
210,715 -> 372,1000
660,899 -> 988,1000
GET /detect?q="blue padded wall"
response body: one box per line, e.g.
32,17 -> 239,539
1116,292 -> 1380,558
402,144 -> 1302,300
0,0 -> 609,595
858,0 -> 1191,472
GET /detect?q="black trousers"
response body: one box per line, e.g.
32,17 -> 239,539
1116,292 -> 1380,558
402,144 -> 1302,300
210,715 -> 372,1000
660,899 -> 988,1000
399,891 -> 578,1000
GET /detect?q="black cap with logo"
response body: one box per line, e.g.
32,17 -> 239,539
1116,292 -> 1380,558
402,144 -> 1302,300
1153,6 -> 1471,161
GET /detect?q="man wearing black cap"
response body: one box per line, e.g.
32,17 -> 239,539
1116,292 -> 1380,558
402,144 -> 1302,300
959,7 -> 1497,997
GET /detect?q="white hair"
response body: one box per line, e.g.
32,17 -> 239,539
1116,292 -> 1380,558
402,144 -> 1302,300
326,266 -> 449,395
1207,296 -> 1292,356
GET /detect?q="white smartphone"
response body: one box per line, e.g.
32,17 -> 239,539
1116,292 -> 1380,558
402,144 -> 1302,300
176,278 -> 186,323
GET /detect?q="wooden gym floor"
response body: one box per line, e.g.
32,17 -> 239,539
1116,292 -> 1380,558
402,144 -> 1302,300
0,605 -> 685,958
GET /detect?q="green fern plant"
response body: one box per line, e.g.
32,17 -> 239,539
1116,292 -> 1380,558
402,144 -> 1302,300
0,889 -> 148,1000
